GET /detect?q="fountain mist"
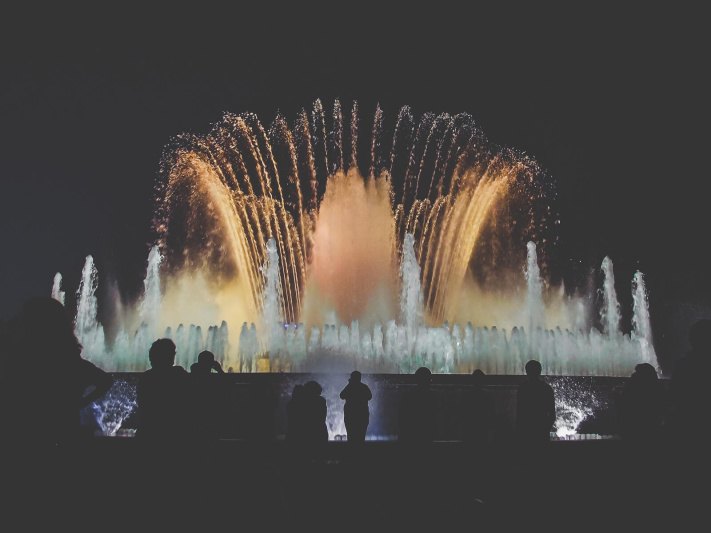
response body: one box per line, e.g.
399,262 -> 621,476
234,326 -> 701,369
49,99 -> 659,376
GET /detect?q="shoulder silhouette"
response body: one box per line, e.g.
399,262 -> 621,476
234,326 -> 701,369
0,296 -> 114,446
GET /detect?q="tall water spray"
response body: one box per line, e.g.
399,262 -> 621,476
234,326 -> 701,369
600,256 -> 621,337
525,241 -> 546,329
260,237 -> 285,369
74,255 -> 104,360
631,270 -> 657,371
139,246 -> 162,337
400,233 -> 424,355
51,272 -> 65,305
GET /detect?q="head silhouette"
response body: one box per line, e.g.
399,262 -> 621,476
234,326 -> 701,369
472,369 -> 486,386
291,383 -> 305,400
689,319 -> 711,354
525,359 -> 542,377
415,366 -> 432,386
14,297 -> 82,360
349,370 -> 362,383
10,297 -> 83,368
304,380 -> 323,396
197,350 -> 215,365
149,338 -> 177,369
633,362 -> 658,380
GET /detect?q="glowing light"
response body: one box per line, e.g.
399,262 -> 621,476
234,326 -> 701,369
53,99 -> 658,377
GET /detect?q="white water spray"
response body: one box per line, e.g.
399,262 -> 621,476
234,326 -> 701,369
53,239 -> 662,376
631,270 -> 657,371
74,255 -> 104,361
138,245 -> 162,341
51,272 -> 65,305
600,257 -> 621,337
399,233 -> 424,355
261,238 -> 285,359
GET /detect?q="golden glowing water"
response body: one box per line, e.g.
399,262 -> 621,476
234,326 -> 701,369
151,99 -> 565,351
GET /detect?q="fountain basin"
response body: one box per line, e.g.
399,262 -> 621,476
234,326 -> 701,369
92,373 -> 638,440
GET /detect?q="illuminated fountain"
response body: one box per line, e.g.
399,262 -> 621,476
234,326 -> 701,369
52,98 -> 658,380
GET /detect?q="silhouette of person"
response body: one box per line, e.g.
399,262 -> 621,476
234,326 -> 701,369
460,369 -> 495,446
398,367 -> 437,448
188,350 -> 230,446
339,370 -> 373,457
670,318 -> 711,441
190,349 -> 226,375
0,297 -> 116,522
285,383 -> 307,461
245,379 -> 279,452
616,362 -> 668,443
302,380 -> 328,460
286,384 -> 305,441
515,360 -> 556,445
135,338 -> 191,445
0,297 -> 115,446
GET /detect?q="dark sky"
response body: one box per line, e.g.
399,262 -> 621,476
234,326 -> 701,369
1,6 -> 708,371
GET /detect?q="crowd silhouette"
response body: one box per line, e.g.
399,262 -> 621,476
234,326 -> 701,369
6,296 -> 702,454
1,295 -> 709,526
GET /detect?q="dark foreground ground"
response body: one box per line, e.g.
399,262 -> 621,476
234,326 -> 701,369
2,435 -> 705,530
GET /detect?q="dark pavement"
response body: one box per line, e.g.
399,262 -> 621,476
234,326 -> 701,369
3,435 -> 702,530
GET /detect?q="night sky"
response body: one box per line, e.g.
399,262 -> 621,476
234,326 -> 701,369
1,6 -> 708,373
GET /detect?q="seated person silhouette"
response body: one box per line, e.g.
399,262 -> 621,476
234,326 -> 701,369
398,367 -> 437,448
616,362 -> 668,443
460,369 -> 495,446
136,338 -> 191,443
515,360 -> 556,445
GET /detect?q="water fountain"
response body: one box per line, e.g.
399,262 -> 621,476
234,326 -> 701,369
49,99 -> 660,437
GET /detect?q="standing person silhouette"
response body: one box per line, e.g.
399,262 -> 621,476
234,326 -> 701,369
398,367 -> 437,449
460,369 -> 496,446
302,380 -> 328,460
339,370 -> 373,459
136,338 -> 191,445
515,360 -> 556,445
